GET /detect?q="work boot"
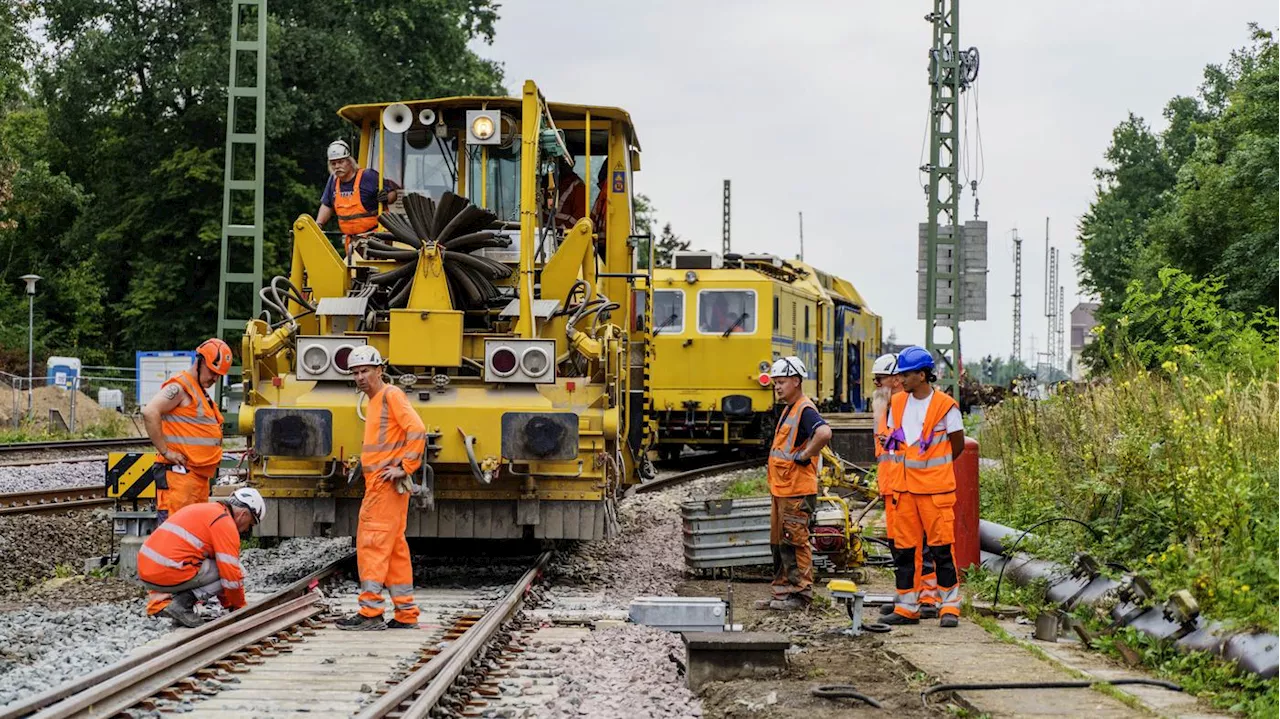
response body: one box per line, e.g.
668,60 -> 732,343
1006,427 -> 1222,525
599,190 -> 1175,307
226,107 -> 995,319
878,603 -> 896,616
920,605 -> 940,620
336,614 -> 386,631
939,614 -> 960,628
163,592 -> 204,629
752,599 -> 775,610
768,597 -> 808,612
386,619 -> 418,629
881,611 -> 920,626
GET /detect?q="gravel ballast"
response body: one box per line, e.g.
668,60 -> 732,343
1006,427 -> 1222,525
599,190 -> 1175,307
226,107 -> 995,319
0,461 -> 105,494
0,509 -> 114,598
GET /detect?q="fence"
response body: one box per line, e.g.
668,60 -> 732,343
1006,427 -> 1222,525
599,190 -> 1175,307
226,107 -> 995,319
1,369 -> 147,436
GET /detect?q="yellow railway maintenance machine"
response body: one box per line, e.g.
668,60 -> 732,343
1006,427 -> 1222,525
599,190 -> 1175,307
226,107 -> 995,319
649,252 -> 881,459
239,81 -> 649,540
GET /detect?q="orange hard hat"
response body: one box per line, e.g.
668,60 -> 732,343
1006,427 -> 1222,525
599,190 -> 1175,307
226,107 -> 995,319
196,338 -> 233,376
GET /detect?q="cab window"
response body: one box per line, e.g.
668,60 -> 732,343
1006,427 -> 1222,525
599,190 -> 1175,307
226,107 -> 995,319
653,290 -> 684,335
368,128 -> 459,202
467,142 -> 522,222
698,290 -> 756,335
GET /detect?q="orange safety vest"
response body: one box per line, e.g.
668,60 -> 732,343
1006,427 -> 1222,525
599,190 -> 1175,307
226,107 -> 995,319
887,389 -> 959,494
767,396 -> 820,498
360,385 -> 427,531
875,407 -> 904,496
137,502 -> 247,609
160,370 -> 224,470
334,168 -> 379,236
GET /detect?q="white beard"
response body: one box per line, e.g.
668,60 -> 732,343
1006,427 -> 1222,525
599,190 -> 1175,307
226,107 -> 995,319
872,385 -> 892,428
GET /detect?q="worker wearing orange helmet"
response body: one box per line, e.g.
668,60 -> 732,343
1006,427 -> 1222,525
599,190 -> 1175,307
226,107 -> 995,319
141,338 -> 231,525
336,345 -> 427,631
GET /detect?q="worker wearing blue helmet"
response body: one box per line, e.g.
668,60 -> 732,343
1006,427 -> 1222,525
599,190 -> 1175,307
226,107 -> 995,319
880,346 -> 966,628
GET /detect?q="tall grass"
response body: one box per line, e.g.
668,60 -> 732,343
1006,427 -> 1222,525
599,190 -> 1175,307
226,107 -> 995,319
980,366 -> 1278,631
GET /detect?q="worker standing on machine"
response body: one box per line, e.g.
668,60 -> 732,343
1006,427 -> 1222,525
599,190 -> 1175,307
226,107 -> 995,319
315,139 -> 399,254
140,489 -> 265,626
756,355 -> 832,611
881,346 -> 965,627
141,338 -> 232,525
337,346 -> 426,631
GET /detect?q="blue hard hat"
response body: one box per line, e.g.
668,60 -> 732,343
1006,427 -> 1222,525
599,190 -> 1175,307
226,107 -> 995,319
895,346 -> 935,373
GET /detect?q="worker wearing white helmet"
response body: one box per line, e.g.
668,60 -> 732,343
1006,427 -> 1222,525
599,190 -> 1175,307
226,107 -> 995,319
337,345 -> 428,631
138,488 -> 265,627
315,139 -> 400,253
753,356 -> 832,612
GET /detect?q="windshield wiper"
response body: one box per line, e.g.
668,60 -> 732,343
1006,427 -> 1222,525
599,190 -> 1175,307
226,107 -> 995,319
654,312 -> 679,335
722,312 -> 748,337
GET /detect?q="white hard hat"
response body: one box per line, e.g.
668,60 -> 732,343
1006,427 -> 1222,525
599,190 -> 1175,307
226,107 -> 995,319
327,140 -> 352,161
231,487 -> 266,524
769,356 -> 807,379
872,353 -> 899,377
346,345 -> 384,369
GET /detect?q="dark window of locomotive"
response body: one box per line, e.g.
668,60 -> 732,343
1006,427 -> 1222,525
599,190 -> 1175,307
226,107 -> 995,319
773,296 -> 779,331
652,290 -> 684,334
697,290 -> 756,334
804,306 -> 810,339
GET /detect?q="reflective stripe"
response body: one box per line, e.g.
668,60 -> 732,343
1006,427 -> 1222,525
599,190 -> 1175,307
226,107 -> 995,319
163,435 -> 223,446
378,393 -> 391,444
939,585 -> 961,608
904,456 -> 953,469
337,210 -> 377,220
157,522 -> 205,551
405,431 -> 428,440
877,453 -> 894,464
362,441 -> 406,454
361,580 -> 384,594
358,598 -> 386,609
894,589 -> 920,616
215,552 -> 242,569
160,414 -> 221,425
221,580 -> 243,590
140,544 -> 187,571
389,584 -> 414,597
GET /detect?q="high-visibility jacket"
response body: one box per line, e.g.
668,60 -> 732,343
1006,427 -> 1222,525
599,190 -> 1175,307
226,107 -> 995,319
137,502 -> 246,609
335,168 -> 379,236
888,389 -> 959,494
875,408 -> 904,496
767,396 -> 820,498
554,174 -> 586,229
160,370 -> 223,471
360,385 -> 427,532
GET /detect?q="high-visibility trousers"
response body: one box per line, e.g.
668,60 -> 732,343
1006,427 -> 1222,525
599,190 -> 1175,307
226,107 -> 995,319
883,493 -> 939,607
769,494 -> 816,603
156,466 -> 214,524
356,527 -> 419,624
890,492 -> 960,618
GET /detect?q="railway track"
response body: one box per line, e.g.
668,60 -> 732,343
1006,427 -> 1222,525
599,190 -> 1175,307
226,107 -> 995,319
630,456 -> 765,495
0,437 -> 153,468
0,486 -> 111,516
0,552 -> 551,719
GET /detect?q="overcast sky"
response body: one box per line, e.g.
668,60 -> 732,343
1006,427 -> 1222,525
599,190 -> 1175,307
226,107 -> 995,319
475,1 -> 1273,363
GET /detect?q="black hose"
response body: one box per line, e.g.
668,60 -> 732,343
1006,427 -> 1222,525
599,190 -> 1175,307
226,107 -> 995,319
811,685 -> 883,709
992,517 -> 1101,611
861,535 -> 896,567
368,260 -> 418,285
922,678 -> 1182,705
366,248 -> 419,261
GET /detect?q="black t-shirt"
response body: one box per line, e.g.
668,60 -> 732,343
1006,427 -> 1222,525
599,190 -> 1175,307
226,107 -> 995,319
778,404 -> 828,447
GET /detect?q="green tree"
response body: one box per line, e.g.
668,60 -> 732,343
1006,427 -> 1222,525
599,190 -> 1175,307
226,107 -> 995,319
19,0 -> 503,361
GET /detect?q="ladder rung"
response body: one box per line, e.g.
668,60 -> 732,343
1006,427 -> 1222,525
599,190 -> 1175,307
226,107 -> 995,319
232,41 -> 261,52
227,180 -> 258,191
224,225 -> 259,236
222,273 -> 258,283
230,133 -> 260,144
230,87 -> 259,97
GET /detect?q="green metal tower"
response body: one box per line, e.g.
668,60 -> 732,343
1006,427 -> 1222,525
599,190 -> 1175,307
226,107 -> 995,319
921,0 -> 979,396
217,0 -> 267,354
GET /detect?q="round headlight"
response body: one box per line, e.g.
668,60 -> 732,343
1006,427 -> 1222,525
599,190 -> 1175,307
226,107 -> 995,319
471,115 -> 495,141
684,270 -> 698,284
521,346 -> 550,377
491,347 -> 518,377
333,344 -> 356,375
301,345 -> 331,375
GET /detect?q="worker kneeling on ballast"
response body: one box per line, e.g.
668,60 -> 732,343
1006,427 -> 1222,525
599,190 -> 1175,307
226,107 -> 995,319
881,346 -> 965,628
138,488 -> 265,628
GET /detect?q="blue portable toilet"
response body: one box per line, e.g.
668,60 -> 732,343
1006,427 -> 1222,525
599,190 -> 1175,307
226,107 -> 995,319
46,357 -> 82,390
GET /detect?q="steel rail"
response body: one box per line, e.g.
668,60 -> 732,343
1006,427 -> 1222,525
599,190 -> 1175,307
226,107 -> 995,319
0,437 -> 152,455
356,551 -> 552,719
0,551 -> 355,719
628,456 -> 765,496
0,486 -> 110,517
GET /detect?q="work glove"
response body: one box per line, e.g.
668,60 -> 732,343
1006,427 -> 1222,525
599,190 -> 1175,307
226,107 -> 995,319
376,189 -> 390,205
394,475 -> 414,495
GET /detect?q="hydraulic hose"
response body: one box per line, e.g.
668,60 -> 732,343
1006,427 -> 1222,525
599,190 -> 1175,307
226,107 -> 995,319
992,517 -> 1101,611
921,678 -> 1182,706
811,685 -> 883,709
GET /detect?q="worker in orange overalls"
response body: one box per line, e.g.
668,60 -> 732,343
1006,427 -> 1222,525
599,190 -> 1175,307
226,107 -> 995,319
139,488 -> 265,626
881,346 -> 966,627
141,338 -> 232,525
754,355 -> 832,612
553,156 -> 587,230
336,345 -> 427,631
315,139 -> 399,254
872,353 -> 940,620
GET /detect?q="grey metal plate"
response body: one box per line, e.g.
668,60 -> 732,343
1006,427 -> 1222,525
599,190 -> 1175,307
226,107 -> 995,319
501,412 -> 578,461
315,296 -> 370,317
253,408 -> 333,457
499,298 -> 561,318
